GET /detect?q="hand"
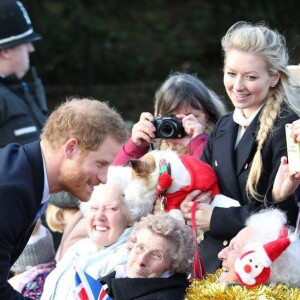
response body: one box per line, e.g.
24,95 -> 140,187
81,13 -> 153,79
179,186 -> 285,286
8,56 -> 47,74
291,119 -> 300,143
168,114 -> 205,147
272,156 -> 300,202
181,114 -> 204,138
180,190 -> 213,231
193,203 -> 213,232
131,112 -> 156,147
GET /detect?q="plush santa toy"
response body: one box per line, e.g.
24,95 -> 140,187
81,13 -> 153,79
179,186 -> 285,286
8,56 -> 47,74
234,226 -> 292,288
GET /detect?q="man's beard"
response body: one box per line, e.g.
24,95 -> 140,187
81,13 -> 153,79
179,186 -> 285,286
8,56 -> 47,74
60,163 -> 90,202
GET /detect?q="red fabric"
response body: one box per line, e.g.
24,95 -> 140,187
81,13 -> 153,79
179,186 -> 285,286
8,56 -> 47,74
191,201 -> 205,279
187,134 -> 208,158
163,154 -> 219,212
236,267 -> 271,288
263,227 -> 290,264
113,134 -> 208,166
112,137 -> 149,166
156,172 -> 173,195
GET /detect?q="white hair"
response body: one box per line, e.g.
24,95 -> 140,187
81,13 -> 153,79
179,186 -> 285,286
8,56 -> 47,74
245,208 -> 300,287
80,166 -> 153,222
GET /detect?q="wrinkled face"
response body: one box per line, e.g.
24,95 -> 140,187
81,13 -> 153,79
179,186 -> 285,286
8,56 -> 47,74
8,43 -> 35,78
60,135 -> 123,201
223,49 -> 279,118
218,227 -> 255,283
167,106 -> 207,152
87,186 -> 131,248
126,228 -> 174,278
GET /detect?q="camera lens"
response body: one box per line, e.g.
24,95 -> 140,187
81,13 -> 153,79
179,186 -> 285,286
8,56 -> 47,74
157,121 -> 176,138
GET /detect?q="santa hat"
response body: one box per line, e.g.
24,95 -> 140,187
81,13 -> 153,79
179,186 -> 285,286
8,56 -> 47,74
255,226 -> 290,268
234,226 -> 291,288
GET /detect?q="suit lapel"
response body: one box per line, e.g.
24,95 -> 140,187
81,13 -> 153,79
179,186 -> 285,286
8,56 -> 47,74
234,114 -> 259,175
24,141 -> 44,207
213,115 -> 242,199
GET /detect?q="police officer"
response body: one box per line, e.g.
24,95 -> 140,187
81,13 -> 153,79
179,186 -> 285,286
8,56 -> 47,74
0,0 -> 47,148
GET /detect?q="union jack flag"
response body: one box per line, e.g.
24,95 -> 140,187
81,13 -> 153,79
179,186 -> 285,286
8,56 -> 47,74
74,266 -> 111,300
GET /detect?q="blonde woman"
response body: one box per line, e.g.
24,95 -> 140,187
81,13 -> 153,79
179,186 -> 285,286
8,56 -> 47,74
181,21 -> 300,274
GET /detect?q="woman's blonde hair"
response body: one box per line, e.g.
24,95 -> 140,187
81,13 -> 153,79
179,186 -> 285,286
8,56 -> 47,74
45,204 -> 78,233
222,21 -> 298,201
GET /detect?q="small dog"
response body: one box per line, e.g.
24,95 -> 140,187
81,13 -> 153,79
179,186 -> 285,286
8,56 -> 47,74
124,149 -> 222,221
106,150 -> 240,223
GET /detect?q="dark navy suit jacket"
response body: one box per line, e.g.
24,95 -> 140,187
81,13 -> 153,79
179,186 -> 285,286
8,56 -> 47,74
200,106 -> 299,274
0,141 -> 44,299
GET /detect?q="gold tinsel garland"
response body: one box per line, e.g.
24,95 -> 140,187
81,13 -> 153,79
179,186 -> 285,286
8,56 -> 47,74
184,270 -> 300,300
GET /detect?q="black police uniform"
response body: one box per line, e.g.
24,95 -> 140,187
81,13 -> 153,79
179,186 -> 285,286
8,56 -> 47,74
0,74 -> 47,148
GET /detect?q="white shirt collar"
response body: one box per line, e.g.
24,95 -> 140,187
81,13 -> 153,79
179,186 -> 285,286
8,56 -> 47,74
233,105 -> 263,149
233,105 -> 263,127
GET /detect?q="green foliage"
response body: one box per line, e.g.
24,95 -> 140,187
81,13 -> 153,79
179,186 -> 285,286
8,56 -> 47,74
22,0 -> 300,119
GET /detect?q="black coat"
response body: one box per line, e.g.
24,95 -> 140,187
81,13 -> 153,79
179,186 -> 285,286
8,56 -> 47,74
0,76 -> 47,148
99,272 -> 190,300
0,142 -> 44,299
200,106 -> 299,274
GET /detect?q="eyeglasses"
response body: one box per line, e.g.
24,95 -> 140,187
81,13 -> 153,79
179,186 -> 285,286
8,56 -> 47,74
133,243 -> 164,261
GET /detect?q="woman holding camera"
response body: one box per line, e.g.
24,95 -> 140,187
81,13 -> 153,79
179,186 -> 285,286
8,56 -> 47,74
113,72 -> 226,165
180,21 -> 300,274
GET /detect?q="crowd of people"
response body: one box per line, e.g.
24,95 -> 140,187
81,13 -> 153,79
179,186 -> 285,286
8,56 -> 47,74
1,1 -> 300,300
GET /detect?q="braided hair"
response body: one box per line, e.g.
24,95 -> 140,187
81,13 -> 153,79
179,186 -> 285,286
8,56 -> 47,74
222,21 -> 297,201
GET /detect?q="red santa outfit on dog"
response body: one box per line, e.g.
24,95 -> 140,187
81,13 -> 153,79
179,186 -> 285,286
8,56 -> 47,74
156,154 -> 220,212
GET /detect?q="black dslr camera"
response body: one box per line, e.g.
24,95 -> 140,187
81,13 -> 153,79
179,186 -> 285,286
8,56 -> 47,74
151,116 -> 186,139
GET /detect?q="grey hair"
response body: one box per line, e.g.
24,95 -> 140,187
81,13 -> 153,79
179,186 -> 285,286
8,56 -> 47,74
245,208 -> 300,287
127,212 -> 193,274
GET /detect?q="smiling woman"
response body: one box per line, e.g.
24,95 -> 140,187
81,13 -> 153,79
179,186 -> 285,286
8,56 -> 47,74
41,165 -> 151,300
182,21 -> 300,275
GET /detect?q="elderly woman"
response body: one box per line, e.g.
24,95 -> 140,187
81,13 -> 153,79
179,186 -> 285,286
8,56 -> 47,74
98,212 -> 194,300
41,166 -> 150,300
185,208 -> 300,299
